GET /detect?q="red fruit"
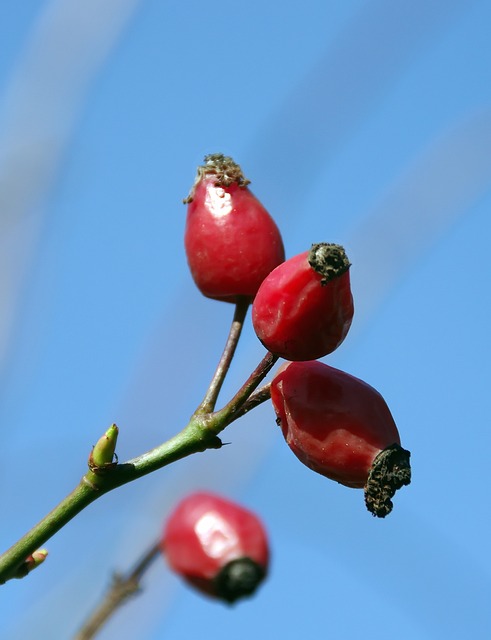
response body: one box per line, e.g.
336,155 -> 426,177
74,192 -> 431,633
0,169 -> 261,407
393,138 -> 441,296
184,154 -> 285,303
161,492 -> 269,603
252,243 -> 354,361
271,361 -> 411,517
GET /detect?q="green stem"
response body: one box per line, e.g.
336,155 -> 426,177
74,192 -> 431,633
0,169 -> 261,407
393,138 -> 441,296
0,419 -> 216,584
0,481 -> 97,585
197,297 -> 250,414
0,352 -> 278,585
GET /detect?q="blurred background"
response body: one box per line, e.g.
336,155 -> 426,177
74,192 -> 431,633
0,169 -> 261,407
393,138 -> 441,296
1,1 -> 491,638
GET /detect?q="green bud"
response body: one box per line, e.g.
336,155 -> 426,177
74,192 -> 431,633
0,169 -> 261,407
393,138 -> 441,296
89,423 -> 119,470
11,549 -> 48,581
27,549 -> 48,570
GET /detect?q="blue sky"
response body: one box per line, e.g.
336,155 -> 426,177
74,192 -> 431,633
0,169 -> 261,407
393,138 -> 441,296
1,1 -> 491,638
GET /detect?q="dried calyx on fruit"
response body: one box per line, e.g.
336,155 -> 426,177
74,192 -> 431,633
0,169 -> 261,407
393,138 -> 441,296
184,153 -> 285,303
161,492 -> 269,604
252,243 -> 353,361
270,361 -> 411,517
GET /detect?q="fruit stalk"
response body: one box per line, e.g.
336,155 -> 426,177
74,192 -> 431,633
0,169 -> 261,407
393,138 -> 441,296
210,351 -> 278,429
197,297 -> 250,414
74,541 -> 161,640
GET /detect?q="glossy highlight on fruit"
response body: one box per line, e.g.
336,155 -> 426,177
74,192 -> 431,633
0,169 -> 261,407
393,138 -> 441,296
252,243 -> 354,360
271,361 -> 411,517
161,492 -> 269,603
184,153 -> 285,303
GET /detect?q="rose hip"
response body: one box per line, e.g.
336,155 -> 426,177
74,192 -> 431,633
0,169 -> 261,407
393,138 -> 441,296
271,361 -> 411,517
161,492 -> 269,603
184,154 -> 285,303
252,243 -> 354,360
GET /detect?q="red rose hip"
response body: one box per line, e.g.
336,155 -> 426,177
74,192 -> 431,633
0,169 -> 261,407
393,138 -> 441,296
252,243 -> 354,360
161,492 -> 269,603
271,361 -> 411,517
184,154 -> 285,303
